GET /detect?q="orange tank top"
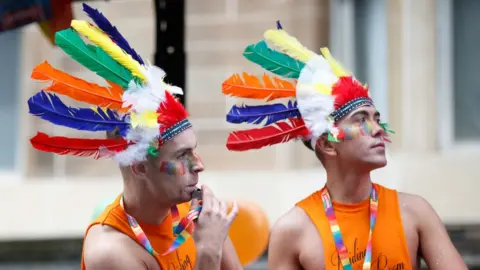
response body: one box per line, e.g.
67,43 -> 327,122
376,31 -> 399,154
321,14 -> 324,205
296,183 -> 411,270
81,195 -> 196,270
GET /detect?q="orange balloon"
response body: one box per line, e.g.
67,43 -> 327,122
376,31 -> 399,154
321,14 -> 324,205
228,200 -> 270,266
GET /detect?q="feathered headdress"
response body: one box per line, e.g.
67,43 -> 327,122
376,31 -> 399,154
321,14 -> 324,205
28,4 -> 191,166
222,21 -> 393,151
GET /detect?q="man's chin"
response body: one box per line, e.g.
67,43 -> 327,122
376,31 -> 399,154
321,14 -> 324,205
370,158 -> 387,169
361,157 -> 387,171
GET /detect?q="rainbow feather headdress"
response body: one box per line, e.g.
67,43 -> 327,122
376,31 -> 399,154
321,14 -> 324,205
222,21 -> 393,151
28,4 -> 191,166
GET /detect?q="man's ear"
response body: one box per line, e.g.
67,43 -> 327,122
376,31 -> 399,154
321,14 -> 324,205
315,134 -> 337,158
131,162 -> 148,177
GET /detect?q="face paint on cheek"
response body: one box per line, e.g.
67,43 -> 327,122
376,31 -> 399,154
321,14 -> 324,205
159,161 -> 187,176
328,120 -> 395,142
362,120 -> 374,136
342,126 -> 354,140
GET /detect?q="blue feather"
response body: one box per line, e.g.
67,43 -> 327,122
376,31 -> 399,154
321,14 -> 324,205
28,91 -> 129,135
82,3 -> 145,65
226,101 -> 301,126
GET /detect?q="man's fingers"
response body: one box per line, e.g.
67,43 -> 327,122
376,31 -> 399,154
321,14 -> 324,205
219,200 -> 228,214
200,184 -> 213,210
211,195 -> 220,213
227,200 -> 239,224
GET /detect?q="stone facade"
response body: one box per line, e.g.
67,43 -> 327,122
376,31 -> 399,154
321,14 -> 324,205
5,0 -> 480,241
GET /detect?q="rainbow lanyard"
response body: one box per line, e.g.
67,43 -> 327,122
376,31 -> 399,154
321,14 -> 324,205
120,196 -> 202,256
320,184 -> 378,270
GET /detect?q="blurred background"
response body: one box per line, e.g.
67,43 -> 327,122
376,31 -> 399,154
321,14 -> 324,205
0,0 -> 479,269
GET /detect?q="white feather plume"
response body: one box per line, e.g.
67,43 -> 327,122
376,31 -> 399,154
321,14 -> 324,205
114,64 -> 185,166
114,126 -> 160,166
296,55 -> 337,141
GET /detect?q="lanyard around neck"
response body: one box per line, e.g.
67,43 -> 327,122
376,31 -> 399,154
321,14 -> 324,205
320,184 -> 378,270
119,195 -> 202,256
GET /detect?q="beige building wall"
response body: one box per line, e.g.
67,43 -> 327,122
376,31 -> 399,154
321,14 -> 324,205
0,0 -> 478,240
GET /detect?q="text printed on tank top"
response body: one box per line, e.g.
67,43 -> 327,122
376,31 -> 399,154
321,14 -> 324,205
320,184 -> 378,270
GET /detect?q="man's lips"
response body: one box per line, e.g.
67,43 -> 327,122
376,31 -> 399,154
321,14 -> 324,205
372,142 -> 385,149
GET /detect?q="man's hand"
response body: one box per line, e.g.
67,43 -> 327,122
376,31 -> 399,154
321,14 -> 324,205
192,185 -> 239,270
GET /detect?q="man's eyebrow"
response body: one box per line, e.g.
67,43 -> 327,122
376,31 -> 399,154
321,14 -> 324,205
349,110 -> 381,119
174,143 -> 198,154
349,110 -> 369,118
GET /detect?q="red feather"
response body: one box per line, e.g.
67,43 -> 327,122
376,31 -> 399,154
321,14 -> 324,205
157,91 -> 189,133
30,132 -> 129,159
331,76 -> 371,110
226,118 -> 310,151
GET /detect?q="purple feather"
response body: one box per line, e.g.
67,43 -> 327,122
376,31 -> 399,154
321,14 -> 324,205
226,101 -> 301,126
276,20 -> 283,30
28,91 -> 129,136
82,3 -> 145,65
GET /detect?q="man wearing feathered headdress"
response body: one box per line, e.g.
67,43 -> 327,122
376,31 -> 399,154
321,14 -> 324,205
222,21 -> 467,270
28,4 -> 243,270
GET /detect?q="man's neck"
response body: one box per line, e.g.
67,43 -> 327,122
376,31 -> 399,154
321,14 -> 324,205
325,169 -> 372,204
122,188 -> 171,225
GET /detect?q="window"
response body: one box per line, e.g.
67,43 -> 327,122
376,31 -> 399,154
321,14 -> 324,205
329,0 -> 389,122
354,0 -> 389,122
437,0 -> 480,150
0,29 -> 21,173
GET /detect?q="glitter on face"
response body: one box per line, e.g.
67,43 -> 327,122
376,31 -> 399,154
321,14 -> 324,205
159,152 -> 204,176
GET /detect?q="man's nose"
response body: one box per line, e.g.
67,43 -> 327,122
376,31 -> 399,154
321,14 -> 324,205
190,153 -> 204,173
370,121 -> 387,138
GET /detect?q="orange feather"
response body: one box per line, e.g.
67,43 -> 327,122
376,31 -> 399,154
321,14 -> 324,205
222,72 -> 296,102
31,61 -> 129,113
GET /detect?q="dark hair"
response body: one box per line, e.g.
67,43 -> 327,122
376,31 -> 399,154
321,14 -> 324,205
106,128 -> 121,139
302,137 -> 326,165
301,139 -> 314,151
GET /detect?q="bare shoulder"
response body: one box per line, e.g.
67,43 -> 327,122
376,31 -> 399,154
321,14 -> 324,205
270,206 -> 311,242
397,192 -> 440,229
268,206 -> 322,270
398,193 -> 467,269
83,224 -> 149,270
398,192 -> 436,217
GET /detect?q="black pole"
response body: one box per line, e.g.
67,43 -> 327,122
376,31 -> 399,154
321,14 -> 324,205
153,0 -> 186,107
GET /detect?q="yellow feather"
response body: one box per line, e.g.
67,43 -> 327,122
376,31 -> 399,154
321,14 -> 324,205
313,83 -> 333,95
130,111 -> 159,128
71,20 -> 147,83
264,29 -> 314,63
319,47 -> 349,77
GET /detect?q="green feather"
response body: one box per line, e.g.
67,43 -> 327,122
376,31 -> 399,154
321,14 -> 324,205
243,40 -> 306,79
55,28 -> 133,89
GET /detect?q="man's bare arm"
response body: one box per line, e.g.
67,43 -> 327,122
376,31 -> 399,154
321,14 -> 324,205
411,195 -> 468,269
83,241 -> 147,270
268,210 -> 303,270
220,237 -> 243,270
195,245 -> 223,270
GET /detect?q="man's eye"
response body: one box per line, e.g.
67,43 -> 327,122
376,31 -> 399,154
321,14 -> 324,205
356,117 -> 366,123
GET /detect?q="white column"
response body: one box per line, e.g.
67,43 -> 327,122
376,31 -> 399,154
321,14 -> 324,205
329,0 -> 356,69
0,29 -> 21,178
361,0 -> 389,122
387,0 -> 437,152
